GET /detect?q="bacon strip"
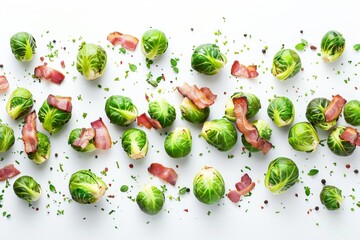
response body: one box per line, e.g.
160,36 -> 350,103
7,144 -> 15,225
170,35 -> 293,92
34,65 -> 65,84
72,128 -> 96,149
47,94 -> 72,112
177,83 -> 216,109
231,60 -> 259,79
0,164 -> 20,181
22,111 -> 38,154
137,113 -> 162,129
91,118 -> 112,150
324,94 -> 347,122
0,75 -> 9,93
107,32 -> 139,51
148,163 -> 178,186
227,173 -> 255,203
340,127 -> 360,146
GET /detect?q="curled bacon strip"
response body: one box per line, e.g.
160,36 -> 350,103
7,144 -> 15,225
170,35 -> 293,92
91,118 -> 112,150
107,32 -> 139,51
34,65 -> 65,84
0,164 -> 20,181
177,83 -> 217,109
228,173 -> 255,203
22,111 -> 38,154
324,94 -> 347,122
148,163 -> 178,186
137,113 -> 162,129
340,127 -> 360,146
231,60 -> 259,79
72,128 -> 96,149
47,94 -> 72,112
0,75 -> 9,93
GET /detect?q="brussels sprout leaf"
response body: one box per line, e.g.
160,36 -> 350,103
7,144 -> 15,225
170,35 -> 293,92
353,44 -> 360,51
307,169 -> 319,176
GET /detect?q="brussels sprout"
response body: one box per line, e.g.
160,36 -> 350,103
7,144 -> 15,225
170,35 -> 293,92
121,128 -> 149,159
271,49 -> 302,81
193,166 -> 225,205
76,42 -> 107,80
38,99 -> 72,134
327,126 -> 356,156
320,185 -> 343,210
267,96 -> 295,127
241,120 -> 272,152
68,128 -> 96,152
0,124 -> 15,152
288,122 -> 319,152
105,95 -> 138,127
10,32 -> 36,61
321,30 -> 345,63
6,87 -> 34,120
164,127 -> 192,158
69,170 -> 107,204
141,29 -> 168,60
225,92 -> 261,121
200,118 -> 237,151
343,100 -> 360,126
191,43 -> 227,75
136,185 -> 165,215
264,157 -> 299,194
13,176 -> 41,202
27,131 -> 50,165
306,98 -> 336,130
148,98 -> 176,128
180,98 -> 209,124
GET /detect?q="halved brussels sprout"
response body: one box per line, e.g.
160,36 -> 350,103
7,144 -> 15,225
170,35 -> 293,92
105,95 -> 138,127
0,124 -> 15,152
264,157 -> 299,194
121,128 -> 149,160
38,99 -> 72,134
10,32 -> 36,61
141,29 -> 168,60
191,43 -> 227,75
225,92 -> 261,121
180,98 -> 209,124
148,98 -> 176,128
271,49 -> 301,81
136,185 -> 165,215
306,98 -> 336,130
76,42 -> 107,80
6,87 -> 34,120
288,122 -> 319,152
27,131 -> 50,165
241,120 -> 272,152
193,166 -> 225,205
69,170 -> 107,204
327,126 -> 356,156
321,30 -> 345,63
200,118 -> 237,151
343,100 -> 360,126
320,185 -> 343,210
164,127 -> 192,158
267,96 -> 295,127
68,128 -> 96,152
13,176 -> 41,202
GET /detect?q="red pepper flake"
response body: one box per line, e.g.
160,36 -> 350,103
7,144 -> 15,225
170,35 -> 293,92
108,183 -> 112,187
145,93 -> 149,102
261,206 -> 264,209
161,74 -> 165,81
107,195 -> 115,198
129,164 -> 134,169
120,61 -> 123,65
104,167 -> 108,172
310,45 -> 317,50
184,209 -> 189,212
61,61 -> 65,68
346,164 -> 351,169
40,56 -> 44,61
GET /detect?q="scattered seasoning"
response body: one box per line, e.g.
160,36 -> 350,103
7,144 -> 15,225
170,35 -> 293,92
300,30 -> 303,34
178,187 -> 189,195
129,164 -> 134,169
304,186 -> 311,196
262,49 -> 266,54
346,164 -> 351,169
354,169 -> 359,174
264,200 -> 268,204
310,45 -> 317,50
307,169 -> 319,176
55,153 -> 58,158
321,179 -> 326,185
315,206 -> 319,211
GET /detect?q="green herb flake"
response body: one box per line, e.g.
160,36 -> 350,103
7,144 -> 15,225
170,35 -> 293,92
295,43 -> 305,51
129,63 -> 137,72
120,185 -> 129,192
307,169 -> 319,176
119,47 -> 126,54
178,187 -> 188,195
353,44 -> 360,51
49,184 -> 57,193
304,186 -> 311,196
82,112 -> 87,119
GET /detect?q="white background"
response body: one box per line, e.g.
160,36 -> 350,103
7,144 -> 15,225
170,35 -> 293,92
1,0 -> 360,239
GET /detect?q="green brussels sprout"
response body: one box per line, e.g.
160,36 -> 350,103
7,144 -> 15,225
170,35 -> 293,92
13,176 -> 41,202
320,185 -> 343,210
225,92 -> 261,121
69,170 -> 107,204
121,128 -> 149,159
191,43 -> 227,75
68,128 -> 96,152
343,100 -> 360,126
306,98 -> 336,130
0,124 -> 15,152
141,29 -> 168,60
76,42 -> 107,80
288,122 -> 319,152
105,95 -> 138,127
321,30 -> 345,63
6,87 -> 34,120
200,118 -> 237,151
27,131 -> 50,165
180,98 -> 209,124
327,126 -> 356,156
241,120 -> 272,152
38,99 -> 72,134
136,185 -> 165,215
10,32 -> 36,61
267,96 -> 295,127
164,127 -> 192,158
148,98 -> 176,128
271,49 -> 302,81
264,157 -> 299,194
193,166 -> 225,205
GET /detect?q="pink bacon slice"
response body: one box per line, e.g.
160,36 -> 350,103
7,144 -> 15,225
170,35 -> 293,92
34,65 -> 65,84
137,113 -> 162,129
0,75 -> 9,93
231,60 -> 259,79
22,111 -> 38,154
340,126 -> 360,146
324,94 -> 347,122
91,118 -> 112,150
107,32 -> 139,51
177,83 -> 217,109
47,94 -> 72,112
148,163 -> 178,186
72,128 -> 96,149
0,164 -> 20,181
228,173 -> 255,203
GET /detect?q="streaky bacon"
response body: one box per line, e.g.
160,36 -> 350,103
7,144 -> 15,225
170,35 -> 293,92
228,173 -> 255,203
22,111 -> 38,154
324,94 -> 347,122
199,87 -> 217,101
0,75 -> 9,93
72,128 -> 96,149
231,60 -> 259,79
340,127 -> 360,146
177,83 -> 216,109
0,164 -> 20,181
137,113 -> 162,129
34,65 -> 65,84
91,118 -> 112,150
47,94 -> 72,112
148,163 -> 178,186
107,32 -> 139,51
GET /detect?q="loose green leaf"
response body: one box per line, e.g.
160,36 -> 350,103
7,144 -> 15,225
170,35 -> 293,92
301,39 -> 308,45
49,184 -> 57,193
353,44 -> 360,51
295,43 -> 305,51
308,169 -> 319,176
170,58 -> 177,67
304,186 -> 311,196
120,185 -> 129,192
129,63 -> 137,72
